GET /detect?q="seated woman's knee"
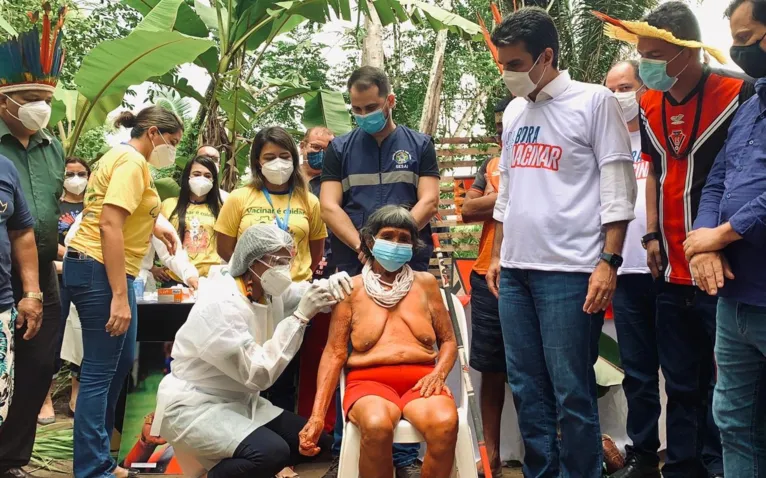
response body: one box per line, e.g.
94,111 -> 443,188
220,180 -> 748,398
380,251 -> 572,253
357,411 -> 396,443
423,406 -> 458,444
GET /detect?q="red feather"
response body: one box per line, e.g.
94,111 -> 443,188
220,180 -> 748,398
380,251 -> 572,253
42,8 -> 51,74
490,2 -> 502,24
476,13 -> 502,73
591,10 -> 636,35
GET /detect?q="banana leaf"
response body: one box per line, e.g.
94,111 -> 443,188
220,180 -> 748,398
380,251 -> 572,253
302,90 -> 352,135
0,16 -> 17,37
151,72 -> 207,104
403,0 -> 482,40
135,0 -> 184,31
123,0 -> 209,37
155,177 -> 181,200
74,30 -> 214,104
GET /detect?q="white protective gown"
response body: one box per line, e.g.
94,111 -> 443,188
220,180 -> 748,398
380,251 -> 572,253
151,272 -> 310,470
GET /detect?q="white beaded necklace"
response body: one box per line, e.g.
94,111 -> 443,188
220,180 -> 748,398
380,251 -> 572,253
362,262 -> 413,308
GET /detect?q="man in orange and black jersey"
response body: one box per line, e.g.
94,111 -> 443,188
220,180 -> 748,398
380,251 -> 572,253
635,3 -> 755,478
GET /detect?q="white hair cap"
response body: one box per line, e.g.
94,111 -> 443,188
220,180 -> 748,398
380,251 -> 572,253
228,224 -> 293,277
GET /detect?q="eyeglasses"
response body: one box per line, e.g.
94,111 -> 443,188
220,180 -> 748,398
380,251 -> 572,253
65,172 -> 88,179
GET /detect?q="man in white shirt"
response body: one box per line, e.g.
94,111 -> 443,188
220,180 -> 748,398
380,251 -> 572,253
485,7 -> 637,477
604,61 -> 661,478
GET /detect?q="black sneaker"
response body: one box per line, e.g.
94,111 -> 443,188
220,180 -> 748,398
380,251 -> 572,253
322,457 -> 340,478
609,453 -> 660,478
396,461 -> 422,478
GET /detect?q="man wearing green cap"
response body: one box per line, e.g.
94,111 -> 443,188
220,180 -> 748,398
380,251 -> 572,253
0,5 -> 67,477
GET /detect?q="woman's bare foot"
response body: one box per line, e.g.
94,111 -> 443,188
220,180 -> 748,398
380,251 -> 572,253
37,383 -> 55,425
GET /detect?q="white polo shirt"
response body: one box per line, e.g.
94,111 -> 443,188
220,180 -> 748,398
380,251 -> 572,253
493,71 -> 637,273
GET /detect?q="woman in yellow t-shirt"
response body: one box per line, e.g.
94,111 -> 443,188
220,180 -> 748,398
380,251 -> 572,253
160,155 -> 223,282
63,106 -> 184,478
215,126 -> 327,282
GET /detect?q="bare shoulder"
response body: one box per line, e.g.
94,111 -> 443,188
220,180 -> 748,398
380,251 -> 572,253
414,271 -> 439,288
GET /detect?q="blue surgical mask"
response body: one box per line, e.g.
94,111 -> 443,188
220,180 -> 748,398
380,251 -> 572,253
307,150 -> 324,170
354,107 -> 388,135
639,50 -> 688,92
372,238 -> 413,272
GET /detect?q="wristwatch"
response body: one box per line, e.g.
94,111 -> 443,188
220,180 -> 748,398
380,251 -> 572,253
641,232 -> 661,250
600,252 -> 623,268
23,291 -> 43,302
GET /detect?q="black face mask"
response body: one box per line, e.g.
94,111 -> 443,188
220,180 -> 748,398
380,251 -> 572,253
731,33 -> 766,79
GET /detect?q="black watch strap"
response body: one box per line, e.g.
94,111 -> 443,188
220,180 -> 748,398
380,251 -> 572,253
642,232 -> 660,247
600,252 -> 623,268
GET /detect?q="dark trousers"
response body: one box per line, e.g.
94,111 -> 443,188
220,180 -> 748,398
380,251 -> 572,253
0,262 -> 61,470
612,274 -> 661,461
329,258 -> 428,466
54,282 -> 80,378
656,282 -> 723,477
208,411 -> 331,478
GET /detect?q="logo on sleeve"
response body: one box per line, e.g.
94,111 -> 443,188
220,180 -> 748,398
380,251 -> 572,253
392,150 -> 412,169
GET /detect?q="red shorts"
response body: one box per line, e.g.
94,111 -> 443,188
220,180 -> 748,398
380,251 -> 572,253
343,364 -> 452,416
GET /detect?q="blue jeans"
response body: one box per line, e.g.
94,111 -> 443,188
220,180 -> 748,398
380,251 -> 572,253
656,282 -> 723,478
498,268 -> 603,478
63,255 -> 137,478
612,274 -> 661,461
713,298 -> 766,477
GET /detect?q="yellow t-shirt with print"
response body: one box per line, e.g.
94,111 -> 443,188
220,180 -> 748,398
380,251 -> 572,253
160,197 -> 221,279
70,144 -> 160,277
214,186 -> 327,282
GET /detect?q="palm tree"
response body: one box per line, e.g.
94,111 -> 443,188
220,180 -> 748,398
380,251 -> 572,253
504,0 -> 660,84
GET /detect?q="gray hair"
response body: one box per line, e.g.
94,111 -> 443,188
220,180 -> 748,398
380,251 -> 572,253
359,205 -> 426,260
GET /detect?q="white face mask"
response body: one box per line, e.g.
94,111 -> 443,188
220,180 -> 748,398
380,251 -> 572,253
253,264 -> 292,297
63,175 -> 88,195
502,54 -> 546,98
188,176 -> 214,197
149,131 -> 177,168
614,90 -> 640,122
6,96 -> 51,131
261,158 -> 294,186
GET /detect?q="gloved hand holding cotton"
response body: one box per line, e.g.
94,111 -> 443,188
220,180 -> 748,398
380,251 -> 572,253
228,224 -> 294,277
294,282 -> 337,323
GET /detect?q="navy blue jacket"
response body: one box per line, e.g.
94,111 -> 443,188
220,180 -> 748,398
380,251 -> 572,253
694,77 -> 766,307
321,125 -> 440,275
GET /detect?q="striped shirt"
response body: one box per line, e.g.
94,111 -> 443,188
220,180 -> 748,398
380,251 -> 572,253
640,68 -> 754,285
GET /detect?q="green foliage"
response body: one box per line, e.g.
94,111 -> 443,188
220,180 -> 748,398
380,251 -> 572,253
72,126 -> 109,162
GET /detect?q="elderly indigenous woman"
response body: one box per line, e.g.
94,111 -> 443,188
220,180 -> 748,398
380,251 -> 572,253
299,206 -> 459,478
152,224 -> 353,478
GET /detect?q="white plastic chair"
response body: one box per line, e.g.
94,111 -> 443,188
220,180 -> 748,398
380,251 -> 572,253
337,292 -> 478,478
169,444 -> 207,478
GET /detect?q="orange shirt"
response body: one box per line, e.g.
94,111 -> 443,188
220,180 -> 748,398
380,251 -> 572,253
472,157 -> 501,275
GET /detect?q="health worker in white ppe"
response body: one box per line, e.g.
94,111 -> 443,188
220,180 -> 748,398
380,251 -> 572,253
151,224 -> 353,478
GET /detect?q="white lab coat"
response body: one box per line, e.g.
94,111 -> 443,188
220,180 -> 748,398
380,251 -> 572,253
151,273 -> 310,471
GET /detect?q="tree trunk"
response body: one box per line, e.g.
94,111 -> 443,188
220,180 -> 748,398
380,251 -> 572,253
453,91 -> 487,137
361,1 -> 385,68
418,0 -> 451,135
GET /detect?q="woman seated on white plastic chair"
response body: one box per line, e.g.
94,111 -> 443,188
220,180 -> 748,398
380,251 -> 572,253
299,206 -> 459,478
152,224 -> 353,478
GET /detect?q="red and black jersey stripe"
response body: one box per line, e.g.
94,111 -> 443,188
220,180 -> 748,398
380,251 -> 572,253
639,68 -> 755,286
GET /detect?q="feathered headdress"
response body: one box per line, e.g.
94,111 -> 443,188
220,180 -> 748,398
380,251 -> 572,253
0,2 -> 68,94
591,10 -> 727,65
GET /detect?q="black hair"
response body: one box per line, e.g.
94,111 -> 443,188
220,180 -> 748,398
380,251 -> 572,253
491,7 -> 560,68
249,126 -> 309,204
114,105 -> 184,139
644,1 -> 701,42
726,0 -> 766,23
359,205 -> 426,260
494,97 -> 512,113
169,155 -> 222,243
347,66 -> 391,97
65,157 -> 91,176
